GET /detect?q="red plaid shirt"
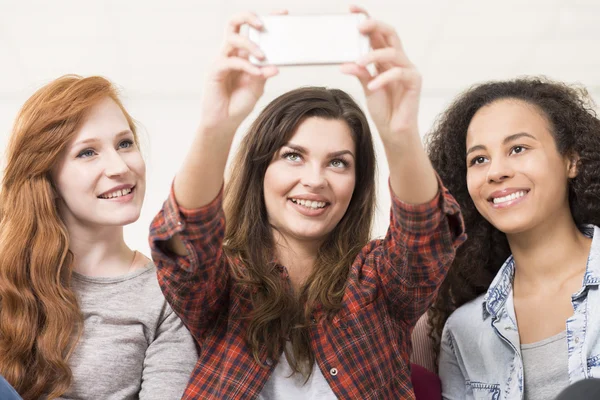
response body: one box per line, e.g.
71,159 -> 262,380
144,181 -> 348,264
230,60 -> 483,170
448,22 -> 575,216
149,182 -> 465,399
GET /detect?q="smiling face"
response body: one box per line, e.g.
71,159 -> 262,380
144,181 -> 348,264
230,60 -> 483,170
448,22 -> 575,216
52,97 -> 146,230
263,117 -> 356,245
465,99 -> 577,235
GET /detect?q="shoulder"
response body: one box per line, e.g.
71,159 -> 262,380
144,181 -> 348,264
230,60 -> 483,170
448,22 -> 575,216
125,261 -> 175,313
444,293 -> 488,338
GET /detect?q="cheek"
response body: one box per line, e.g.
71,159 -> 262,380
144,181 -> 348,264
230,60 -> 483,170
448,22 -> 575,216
126,152 -> 146,178
466,169 -> 484,201
332,174 -> 356,204
264,164 -> 294,195
54,165 -> 94,196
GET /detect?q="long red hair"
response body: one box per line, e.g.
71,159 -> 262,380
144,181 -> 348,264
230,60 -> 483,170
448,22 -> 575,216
0,75 -> 137,399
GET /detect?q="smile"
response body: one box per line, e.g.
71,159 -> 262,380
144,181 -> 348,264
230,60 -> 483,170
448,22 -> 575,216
290,198 -> 328,209
99,186 -> 135,199
488,189 -> 529,208
491,190 -> 527,204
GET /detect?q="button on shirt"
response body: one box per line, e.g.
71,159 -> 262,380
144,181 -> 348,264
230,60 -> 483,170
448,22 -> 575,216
150,181 -> 465,400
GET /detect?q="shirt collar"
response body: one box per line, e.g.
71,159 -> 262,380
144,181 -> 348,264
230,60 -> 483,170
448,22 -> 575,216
482,224 -> 600,319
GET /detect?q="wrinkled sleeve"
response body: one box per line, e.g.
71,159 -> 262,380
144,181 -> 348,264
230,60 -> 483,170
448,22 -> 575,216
377,176 -> 466,328
149,184 -> 230,343
139,303 -> 197,400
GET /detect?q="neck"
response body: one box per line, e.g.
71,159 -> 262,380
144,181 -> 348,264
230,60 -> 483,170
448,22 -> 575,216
508,208 -> 591,292
273,232 -> 320,292
65,219 -> 134,277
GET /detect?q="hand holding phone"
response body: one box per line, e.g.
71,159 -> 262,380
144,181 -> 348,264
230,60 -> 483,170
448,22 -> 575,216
247,13 -> 370,66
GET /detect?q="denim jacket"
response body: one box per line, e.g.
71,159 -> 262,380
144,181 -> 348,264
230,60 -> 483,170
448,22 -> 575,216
439,225 -> 600,400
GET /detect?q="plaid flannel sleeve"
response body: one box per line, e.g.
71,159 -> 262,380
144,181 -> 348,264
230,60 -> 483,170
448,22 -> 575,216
149,184 -> 230,342
378,176 -> 466,327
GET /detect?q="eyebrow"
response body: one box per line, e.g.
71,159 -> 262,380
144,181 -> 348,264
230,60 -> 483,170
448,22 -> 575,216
466,132 -> 538,156
283,143 -> 355,159
73,129 -> 133,148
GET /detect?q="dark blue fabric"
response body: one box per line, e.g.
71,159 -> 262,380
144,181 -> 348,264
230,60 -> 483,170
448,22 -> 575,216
0,375 -> 21,400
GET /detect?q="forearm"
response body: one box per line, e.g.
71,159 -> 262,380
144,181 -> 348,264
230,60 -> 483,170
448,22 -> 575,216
379,178 -> 465,323
384,131 -> 439,205
173,124 -> 236,209
150,188 -> 231,335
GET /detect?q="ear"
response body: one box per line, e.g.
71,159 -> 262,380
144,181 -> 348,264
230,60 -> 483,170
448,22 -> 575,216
566,152 -> 580,179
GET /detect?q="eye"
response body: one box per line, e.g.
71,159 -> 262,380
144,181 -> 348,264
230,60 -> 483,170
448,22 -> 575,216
282,151 -> 302,162
77,149 -> 96,158
118,139 -> 134,149
469,155 -> 488,166
510,145 -> 527,155
330,159 -> 348,168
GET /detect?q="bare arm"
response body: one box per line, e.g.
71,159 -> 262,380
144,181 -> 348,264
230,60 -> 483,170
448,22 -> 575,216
168,12 -> 280,255
341,6 -> 437,204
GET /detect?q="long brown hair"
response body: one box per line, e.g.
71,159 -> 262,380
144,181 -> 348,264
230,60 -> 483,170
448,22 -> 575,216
0,75 -> 137,399
224,87 -> 376,376
426,77 -> 600,361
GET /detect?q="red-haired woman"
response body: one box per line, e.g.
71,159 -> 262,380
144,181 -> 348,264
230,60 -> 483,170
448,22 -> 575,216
0,75 -> 196,399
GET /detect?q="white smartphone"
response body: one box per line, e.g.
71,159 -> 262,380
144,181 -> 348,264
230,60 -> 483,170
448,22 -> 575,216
247,14 -> 370,66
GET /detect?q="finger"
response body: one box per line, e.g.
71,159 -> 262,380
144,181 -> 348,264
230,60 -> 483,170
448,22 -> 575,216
358,19 -> 403,50
340,63 -> 372,89
347,5 -> 387,51
366,67 -> 421,92
223,34 -> 265,60
260,65 -> 280,78
357,47 -> 411,69
269,9 -> 289,15
226,11 -> 263,35
237,49 -> 250,60
349,4 -> 370,17
215,57 -> 263,77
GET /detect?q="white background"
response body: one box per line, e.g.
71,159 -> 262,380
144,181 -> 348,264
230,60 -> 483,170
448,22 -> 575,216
1,0 -> 599,256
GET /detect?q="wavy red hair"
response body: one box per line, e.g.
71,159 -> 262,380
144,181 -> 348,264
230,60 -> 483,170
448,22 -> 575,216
0,75 -> 137,399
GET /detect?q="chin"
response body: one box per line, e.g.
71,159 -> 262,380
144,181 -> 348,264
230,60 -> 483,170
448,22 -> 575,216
104,211 -> 142,227
490,219 -> 535,236
290,229 -> 329,242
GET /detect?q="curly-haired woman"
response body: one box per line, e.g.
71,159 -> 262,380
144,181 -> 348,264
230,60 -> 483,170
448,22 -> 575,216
426,77 -> 600,399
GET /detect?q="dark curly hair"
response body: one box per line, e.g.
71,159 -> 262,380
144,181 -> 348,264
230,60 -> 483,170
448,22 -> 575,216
425,77 -> 600,361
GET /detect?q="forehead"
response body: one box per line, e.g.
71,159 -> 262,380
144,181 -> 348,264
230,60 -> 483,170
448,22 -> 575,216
287,117 -> 355,152
466,99 -> 553,149
71,97 -> 131,143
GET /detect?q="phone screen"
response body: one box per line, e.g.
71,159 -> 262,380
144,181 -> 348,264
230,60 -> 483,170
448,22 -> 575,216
248,14 -> 370,66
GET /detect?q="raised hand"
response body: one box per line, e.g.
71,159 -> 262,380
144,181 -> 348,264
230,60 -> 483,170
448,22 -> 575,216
200,12 -> 280,132
340,5 -> 422,144
341,6 -> 437,204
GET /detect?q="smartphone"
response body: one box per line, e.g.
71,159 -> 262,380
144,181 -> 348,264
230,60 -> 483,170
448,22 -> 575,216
247,14 -> 370,66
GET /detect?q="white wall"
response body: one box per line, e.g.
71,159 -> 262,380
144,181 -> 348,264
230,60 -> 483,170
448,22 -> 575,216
2,0 -> 599,256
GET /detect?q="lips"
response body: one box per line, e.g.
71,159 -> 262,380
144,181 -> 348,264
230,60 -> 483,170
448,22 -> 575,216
289,198 -> 328,209
490,190 -> 528,205
98,185 -> 135,199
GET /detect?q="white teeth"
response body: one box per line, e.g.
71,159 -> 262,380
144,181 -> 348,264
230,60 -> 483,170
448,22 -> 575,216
290,198 -> 327,209
492,190 -> 527,204
100,188 -> 133,199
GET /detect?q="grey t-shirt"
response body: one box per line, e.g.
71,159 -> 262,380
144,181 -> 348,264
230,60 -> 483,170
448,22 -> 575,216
521,330 -> 569,400
58,262 -> 197,400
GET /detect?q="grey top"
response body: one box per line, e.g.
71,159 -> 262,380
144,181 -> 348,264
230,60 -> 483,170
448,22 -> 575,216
257,343 -> 337,400
522,331 -> 569,400
58,262 -> 197,400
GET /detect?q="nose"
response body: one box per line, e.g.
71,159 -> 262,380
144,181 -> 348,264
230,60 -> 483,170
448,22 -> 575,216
486,156 -> 514,183
301,163 -> 327,190
103,150 -> 130,177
